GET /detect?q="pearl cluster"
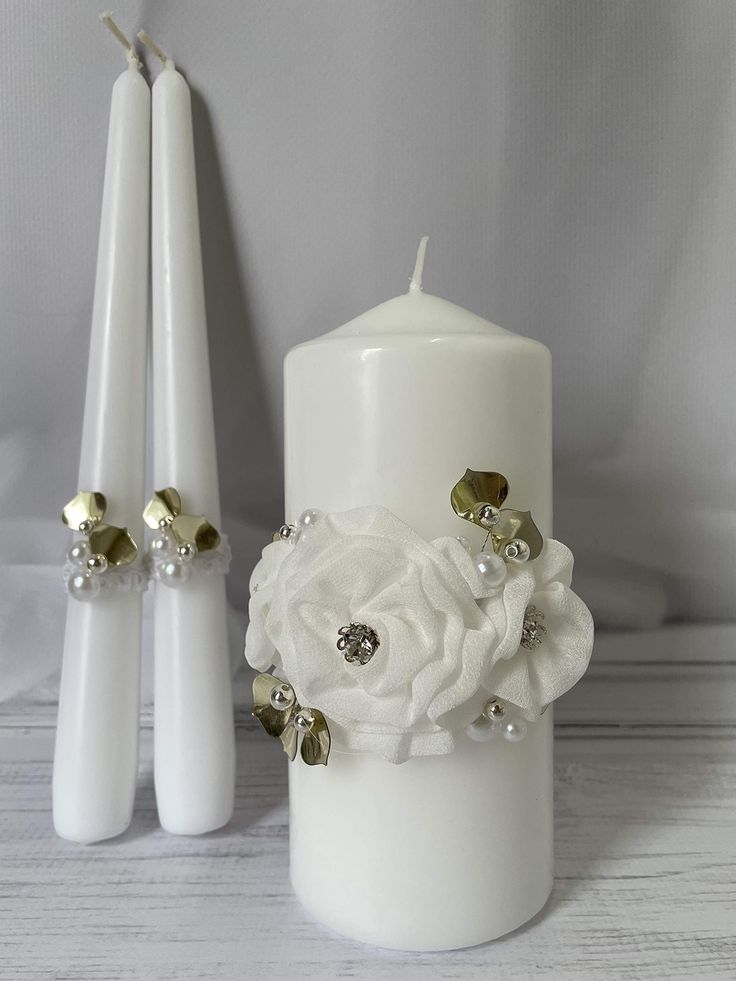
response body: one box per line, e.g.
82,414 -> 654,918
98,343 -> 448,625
64,540 -> 147,601
149,517 -> 199,588
465,697 -> 528,744
149,526 -> 231,588
65,538 -> 110,601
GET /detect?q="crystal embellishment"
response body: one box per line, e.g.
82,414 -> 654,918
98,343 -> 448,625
520,604 -> 547,650
337,623 -> 380,665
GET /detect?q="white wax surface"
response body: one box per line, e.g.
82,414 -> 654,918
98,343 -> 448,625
53,65 -> 149,844
150,65 -> 234,835
284,287 -> 553,949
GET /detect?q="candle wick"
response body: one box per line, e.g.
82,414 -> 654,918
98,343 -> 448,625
99,12 -> 141,69
137,30 -> 175,70
409,236 -> 429,293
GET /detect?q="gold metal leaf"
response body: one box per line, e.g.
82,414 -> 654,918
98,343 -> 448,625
280,725 -> 299,762
62,491 -> 106,530
142,487 -> 182,529
450,469 -> 509,527
491,509 -> 544,561
299,709 -> 331,766
171,514 -> 221,553
252,673 -> 294,738
252,673 -> 331,766
88,522 -> 138,566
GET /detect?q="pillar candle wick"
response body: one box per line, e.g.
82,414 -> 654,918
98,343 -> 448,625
137,30 -> 176,70
409,235 -> 429,294
99,11 -> 141,70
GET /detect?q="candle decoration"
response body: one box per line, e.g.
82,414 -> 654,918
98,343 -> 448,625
246,483 -> 592,765
53,14 -> 150,845
62,490 -> 144,601
249,239 -> 587,950
142,31 -> 235,836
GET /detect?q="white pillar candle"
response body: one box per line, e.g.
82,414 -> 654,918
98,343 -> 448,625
284,242 -> 553,949
149,46 -> 235,835
53,31 -> 149,844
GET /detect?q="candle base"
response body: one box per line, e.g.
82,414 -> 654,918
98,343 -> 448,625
288,710 -> 553,951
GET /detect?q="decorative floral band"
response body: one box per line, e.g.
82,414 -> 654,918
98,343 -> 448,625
62,487 -> 229,600
245,470 -> 594,766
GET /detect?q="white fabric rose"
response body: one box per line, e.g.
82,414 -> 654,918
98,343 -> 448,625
479,539 -> 593,720
245,506 -> 505,763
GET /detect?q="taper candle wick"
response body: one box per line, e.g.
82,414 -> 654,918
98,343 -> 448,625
409,236 -> 429,293
99,12 -> 141,69
137,30 -> 175,70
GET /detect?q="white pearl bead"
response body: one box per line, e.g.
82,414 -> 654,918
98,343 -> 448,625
67,541 -> 90,567
502,719 -> 528,742
297,509 -> 324,542
465,715 -> 498,742
159,557 -> 192,588
472,552 -> 507,589
68,570 -> 101,601
150,532 -> 174,557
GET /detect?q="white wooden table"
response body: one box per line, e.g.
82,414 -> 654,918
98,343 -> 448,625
1,625 -> 734,980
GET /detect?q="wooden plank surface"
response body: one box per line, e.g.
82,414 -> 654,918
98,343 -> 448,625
0,720 -> 734,981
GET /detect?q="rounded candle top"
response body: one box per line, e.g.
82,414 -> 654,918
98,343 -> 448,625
304,239 -> 544,348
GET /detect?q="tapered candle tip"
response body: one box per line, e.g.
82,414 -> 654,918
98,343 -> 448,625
137,30 -> 175,70
99,12 -> 141,68
409,236 -> 430,293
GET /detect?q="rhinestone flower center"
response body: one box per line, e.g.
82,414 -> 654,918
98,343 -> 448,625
520,604 -> 547,650
337,622 -> 380,665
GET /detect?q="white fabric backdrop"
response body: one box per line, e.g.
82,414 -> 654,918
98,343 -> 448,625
1,1 -> 734,707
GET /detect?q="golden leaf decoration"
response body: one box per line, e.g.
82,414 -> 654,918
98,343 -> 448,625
62,491 -> 107,530
88,523 -> 138,567
61,490 -> 138,567
143,486 -> 221,554
450,470 -> 509,526
252,673 -> 331,766
491,509 -> 544,562
450,469 -> 543,563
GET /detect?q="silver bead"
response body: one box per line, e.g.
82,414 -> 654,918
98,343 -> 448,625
159,556 -> 192,588
67,540 -> 90,567
502,719 -> 528,742
475,503 -> 500,529
455,536 -> 472,553
159,516 -> 173,529
150,531 -> 174,556
86,553 -> 108,575
68,570 -> 101,601
270,683 -> 296,711
472,552 -> 507,589
278,523 -> 295,541
503,539 -> 530,564
176,542 -> 198,562
483,697 -> 506,722
78,519 -> 95,535
465,714 -> 498,742
293,708 -> 315,732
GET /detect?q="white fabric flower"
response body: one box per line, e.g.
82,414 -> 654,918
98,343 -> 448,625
245,506 -> 504,763
479,539 -> 593,720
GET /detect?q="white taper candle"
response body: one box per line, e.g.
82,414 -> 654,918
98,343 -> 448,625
53,18 -> 149,844
284,241 -> 554,949
147,38 -> 235,835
